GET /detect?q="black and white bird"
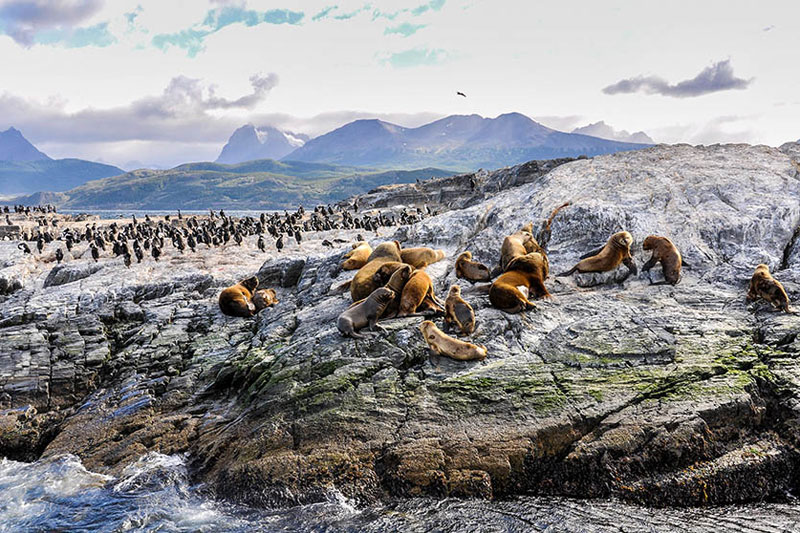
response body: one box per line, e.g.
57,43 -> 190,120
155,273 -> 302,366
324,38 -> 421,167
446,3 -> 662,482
456,91 -> 466,98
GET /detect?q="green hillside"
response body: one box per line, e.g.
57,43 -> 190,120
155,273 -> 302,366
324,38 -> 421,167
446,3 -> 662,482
56,159 -> 452,209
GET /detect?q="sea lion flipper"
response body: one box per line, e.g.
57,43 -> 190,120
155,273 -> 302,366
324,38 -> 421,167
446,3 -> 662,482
641,255 -> 657,272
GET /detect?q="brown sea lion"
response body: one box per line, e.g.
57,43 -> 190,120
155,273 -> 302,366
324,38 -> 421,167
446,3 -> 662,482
218,276 -> 259,317
489,252 -> 550,313
557,231 -> 637,278
747,264 -> 791,312
400,247 -> 446,269
351,240 -> 403,301
444,285 -> 475,335
398,269 -> 444,316
641,235 -> 682,285
455,251 -> 491,283
342,241 -> 372,270
536,202 -> 570,250
338,287 -> 396,338
376,263 -> 414,318
418,320 -> 487,361
253,288 -> 278,311
499,222 -> 541,272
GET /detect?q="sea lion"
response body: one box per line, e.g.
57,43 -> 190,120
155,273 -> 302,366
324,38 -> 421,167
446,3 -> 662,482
342,241 -> 372,270
444,285 -> 475,335
398,269 -> 444,316
219,276 -> 259,317
536,202 -> 570,250
641,235 -> 682,285
338,287 -> 396,338
418,320 -> 487,361
253,288 -> 279,311
400,247 -> 446,269
489,252 -> 550,313
373,263 -> 414,318
557,231 -> 637,278
455,251 -> 491,283
499,223 -> 542,272
747,264 -> 791,312
351,240 -> 403,301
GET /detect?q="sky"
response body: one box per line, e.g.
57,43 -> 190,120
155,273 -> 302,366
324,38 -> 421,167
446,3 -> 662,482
0,0 -> 797,168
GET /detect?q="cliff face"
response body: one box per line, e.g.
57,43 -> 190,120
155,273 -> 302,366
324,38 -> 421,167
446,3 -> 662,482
2,143 -> 800,508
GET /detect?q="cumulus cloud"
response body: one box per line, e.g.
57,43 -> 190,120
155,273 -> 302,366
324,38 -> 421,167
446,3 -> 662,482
602,60 -> 752,98
0,0 -> 104,46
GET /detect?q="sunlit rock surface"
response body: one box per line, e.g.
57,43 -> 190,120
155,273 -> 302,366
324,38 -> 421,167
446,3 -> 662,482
2,142 -> 800,508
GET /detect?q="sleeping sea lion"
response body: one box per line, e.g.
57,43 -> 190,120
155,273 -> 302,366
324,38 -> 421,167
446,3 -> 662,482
219,276 -> 259,317
342,241 -> 372,270
338,287 -> 396,338
455,251 -> 491,283
418,320 -> 487,361
351,240 -> 403,301
747,264 -> 791,312
400,247 -> 446,269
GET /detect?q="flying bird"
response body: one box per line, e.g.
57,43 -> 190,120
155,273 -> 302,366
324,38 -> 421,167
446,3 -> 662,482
456,91 -> 466,98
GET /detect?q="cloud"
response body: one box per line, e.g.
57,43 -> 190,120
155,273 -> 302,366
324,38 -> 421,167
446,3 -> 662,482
0,0 -> 105,46
382,47 -> 448,68
35,21 -> 115,48
602,60 -> 752,98
384,22 -> 426,37
152,6 -> 303,56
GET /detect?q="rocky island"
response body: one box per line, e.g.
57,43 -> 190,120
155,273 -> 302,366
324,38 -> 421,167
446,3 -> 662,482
2,142 -> 800,510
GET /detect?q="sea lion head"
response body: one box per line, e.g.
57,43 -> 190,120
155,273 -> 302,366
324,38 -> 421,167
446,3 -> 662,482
418,320 -> 435,336
754,263 -> 770,275
611,231 -> 634,251
240,276 -> 259,292
385,264 -> 413,292
520,222 -> 534,234
642,235 -> 658,250
448,285 -> 462,298
457,251 -> 472,261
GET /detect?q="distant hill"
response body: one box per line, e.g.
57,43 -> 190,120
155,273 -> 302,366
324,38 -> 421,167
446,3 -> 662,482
571,121 -> 654,144
0,159 -> 126,195
0,127 -> 51,162
216,125 -> 308,164
0,127 -> 124,194
283,113 -> 651,171
48,159 -> 452,210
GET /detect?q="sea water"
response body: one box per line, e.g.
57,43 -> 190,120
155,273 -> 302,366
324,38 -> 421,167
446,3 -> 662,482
1,453 -> 799,532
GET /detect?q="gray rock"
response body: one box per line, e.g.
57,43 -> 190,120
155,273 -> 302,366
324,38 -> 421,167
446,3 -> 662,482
3,144 -> 800,509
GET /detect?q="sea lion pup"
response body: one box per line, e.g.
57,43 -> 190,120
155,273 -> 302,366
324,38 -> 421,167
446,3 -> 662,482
455,251 -> 491,283
351,240 -> 403,301
338,287 -> 396,338
400,247 -> 446,269
557,231 -> 637,278
252,288 -> 279,311
747,264 -> 791,312
342,241 -> 372,270
641,235 -> 682,285
444,285 -> 475,335
418,320 -> 487,361
398,269 -> 444,316
218,276 -> 259,317
489,252 -> 550,313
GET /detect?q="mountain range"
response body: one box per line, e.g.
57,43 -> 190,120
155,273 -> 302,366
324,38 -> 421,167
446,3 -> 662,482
216,113 -> 650,171
0,128 -> 123,195
570,121 -> 654,144
215,125 -> 309,164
